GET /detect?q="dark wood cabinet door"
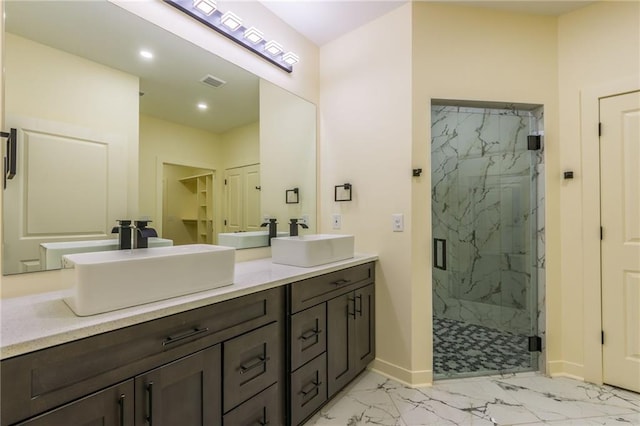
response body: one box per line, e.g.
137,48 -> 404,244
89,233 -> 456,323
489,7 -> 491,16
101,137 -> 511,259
354,285 -> 375,371
134,346 -> 221,426
326,292 -> 354,398
16,380 -> 134,426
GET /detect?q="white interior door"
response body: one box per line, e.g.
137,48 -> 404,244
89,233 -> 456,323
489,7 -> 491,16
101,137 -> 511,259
601,90 -> 640,393
244,164 -> 261,232
3,116 -> 128,274
224,164 -> 261,233
224,169 -> 243,233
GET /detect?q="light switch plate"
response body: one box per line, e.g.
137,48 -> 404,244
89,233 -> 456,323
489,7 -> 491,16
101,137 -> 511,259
392,213 -> 404,232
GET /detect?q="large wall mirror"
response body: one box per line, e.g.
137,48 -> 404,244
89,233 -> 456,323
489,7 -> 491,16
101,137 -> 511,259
2,1 -> 317,275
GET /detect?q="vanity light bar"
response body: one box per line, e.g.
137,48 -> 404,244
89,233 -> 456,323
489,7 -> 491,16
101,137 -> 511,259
220,11 -> 242,31
244,27 -> 264,44
264,40 -> 283,56
164,0 -> 298,73
193,0 -> 216,16
282,52 -> 299,65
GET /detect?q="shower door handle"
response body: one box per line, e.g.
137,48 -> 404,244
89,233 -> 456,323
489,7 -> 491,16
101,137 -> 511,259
434,238 -> 447,270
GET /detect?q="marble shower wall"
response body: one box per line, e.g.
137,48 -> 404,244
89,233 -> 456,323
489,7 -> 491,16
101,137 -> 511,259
432,105 -> 545,339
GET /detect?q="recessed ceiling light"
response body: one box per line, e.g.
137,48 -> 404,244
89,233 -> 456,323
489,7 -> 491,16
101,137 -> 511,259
243,27 -> 263,44
220,11 -> 242,31
140,50 -> 153,59
197,103 -> 208,110
193,0 -> 217,16
264,40 -> 283,56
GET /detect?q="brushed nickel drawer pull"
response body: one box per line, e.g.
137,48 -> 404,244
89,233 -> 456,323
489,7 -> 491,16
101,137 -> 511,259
240,355 -> 270,374
300,380 -> 322,396
331,278 -> 351,286
299,328 -> 322,341
162,327 -> 209,346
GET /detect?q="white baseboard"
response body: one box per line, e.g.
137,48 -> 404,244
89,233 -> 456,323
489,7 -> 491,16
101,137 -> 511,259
369,358 -> 433,387
548,360 -> 585,381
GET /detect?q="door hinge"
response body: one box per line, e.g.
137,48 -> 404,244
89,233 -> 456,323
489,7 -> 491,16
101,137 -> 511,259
224,219 -> 227,226
601,330 -> 605,345
598,122 -> 602,136
600,226 -> 604,240
528,336 -> 542,352
224,179 -> 227,185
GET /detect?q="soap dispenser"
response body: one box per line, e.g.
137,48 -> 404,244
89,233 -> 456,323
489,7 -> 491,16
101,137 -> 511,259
111,219 -> 133,250
134,220 -> 158,249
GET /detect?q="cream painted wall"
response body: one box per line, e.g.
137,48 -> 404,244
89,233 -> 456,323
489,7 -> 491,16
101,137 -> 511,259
1,33 -> 139,297
221,121 -> 259,169
320,5 -> 415,382
411,3 -> 560,383
139,114 -> 224,238
260,80 -> 317,230
556,1 -> 640,382
320,3 -> 559,384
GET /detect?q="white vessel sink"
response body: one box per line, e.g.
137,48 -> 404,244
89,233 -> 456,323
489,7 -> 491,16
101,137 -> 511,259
217,231 -> 288,249
62,244 -> 235,316
271,234 -> 354,267
40,237 -> 173,270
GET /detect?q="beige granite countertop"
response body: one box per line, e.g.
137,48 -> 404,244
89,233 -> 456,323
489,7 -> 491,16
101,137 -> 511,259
1,254 -> 377,360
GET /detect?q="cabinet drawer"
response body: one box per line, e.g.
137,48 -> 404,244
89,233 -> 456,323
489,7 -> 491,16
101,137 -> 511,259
223,322 -> 281,413
290,353 -> 327,426
290,263 -> 374,313
1,287 -> 283,426
15,380 -> 134,426
290,304 -> 326,372
223,382 -> 283,426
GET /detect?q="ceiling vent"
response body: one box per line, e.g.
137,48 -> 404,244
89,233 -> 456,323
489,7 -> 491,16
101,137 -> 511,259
200,74 -> 227,88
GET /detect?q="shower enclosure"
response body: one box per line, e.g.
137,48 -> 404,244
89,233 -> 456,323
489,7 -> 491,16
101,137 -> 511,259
431,102 -> 545,378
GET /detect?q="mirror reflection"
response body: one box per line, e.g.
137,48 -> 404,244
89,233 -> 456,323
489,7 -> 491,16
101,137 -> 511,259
2,0 -> 316,275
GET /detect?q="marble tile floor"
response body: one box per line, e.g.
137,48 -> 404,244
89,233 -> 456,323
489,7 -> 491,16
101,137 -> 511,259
303,370 -> 640,426
433,317 -> 531,377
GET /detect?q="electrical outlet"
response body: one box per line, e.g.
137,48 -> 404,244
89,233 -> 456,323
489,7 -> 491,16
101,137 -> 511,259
392,213 -> 404,232
332,214 -> 342,230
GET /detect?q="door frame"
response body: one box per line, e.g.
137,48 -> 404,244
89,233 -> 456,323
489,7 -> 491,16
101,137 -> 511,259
580,75 -> 640,386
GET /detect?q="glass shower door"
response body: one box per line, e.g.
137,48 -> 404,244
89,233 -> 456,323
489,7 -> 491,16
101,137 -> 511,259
431,104 -> 541,378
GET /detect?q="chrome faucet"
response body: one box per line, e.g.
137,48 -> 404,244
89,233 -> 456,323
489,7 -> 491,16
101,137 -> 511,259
111,219 -> 133,250
134,220 -> 158,249
288,218 -> 309,237
260,218 -> 278,245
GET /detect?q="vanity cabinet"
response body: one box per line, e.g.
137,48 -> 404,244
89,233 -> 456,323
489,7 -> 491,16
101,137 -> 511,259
1,287 -> 283,426
1,260 -> 376,426
287,262 -> 375,426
